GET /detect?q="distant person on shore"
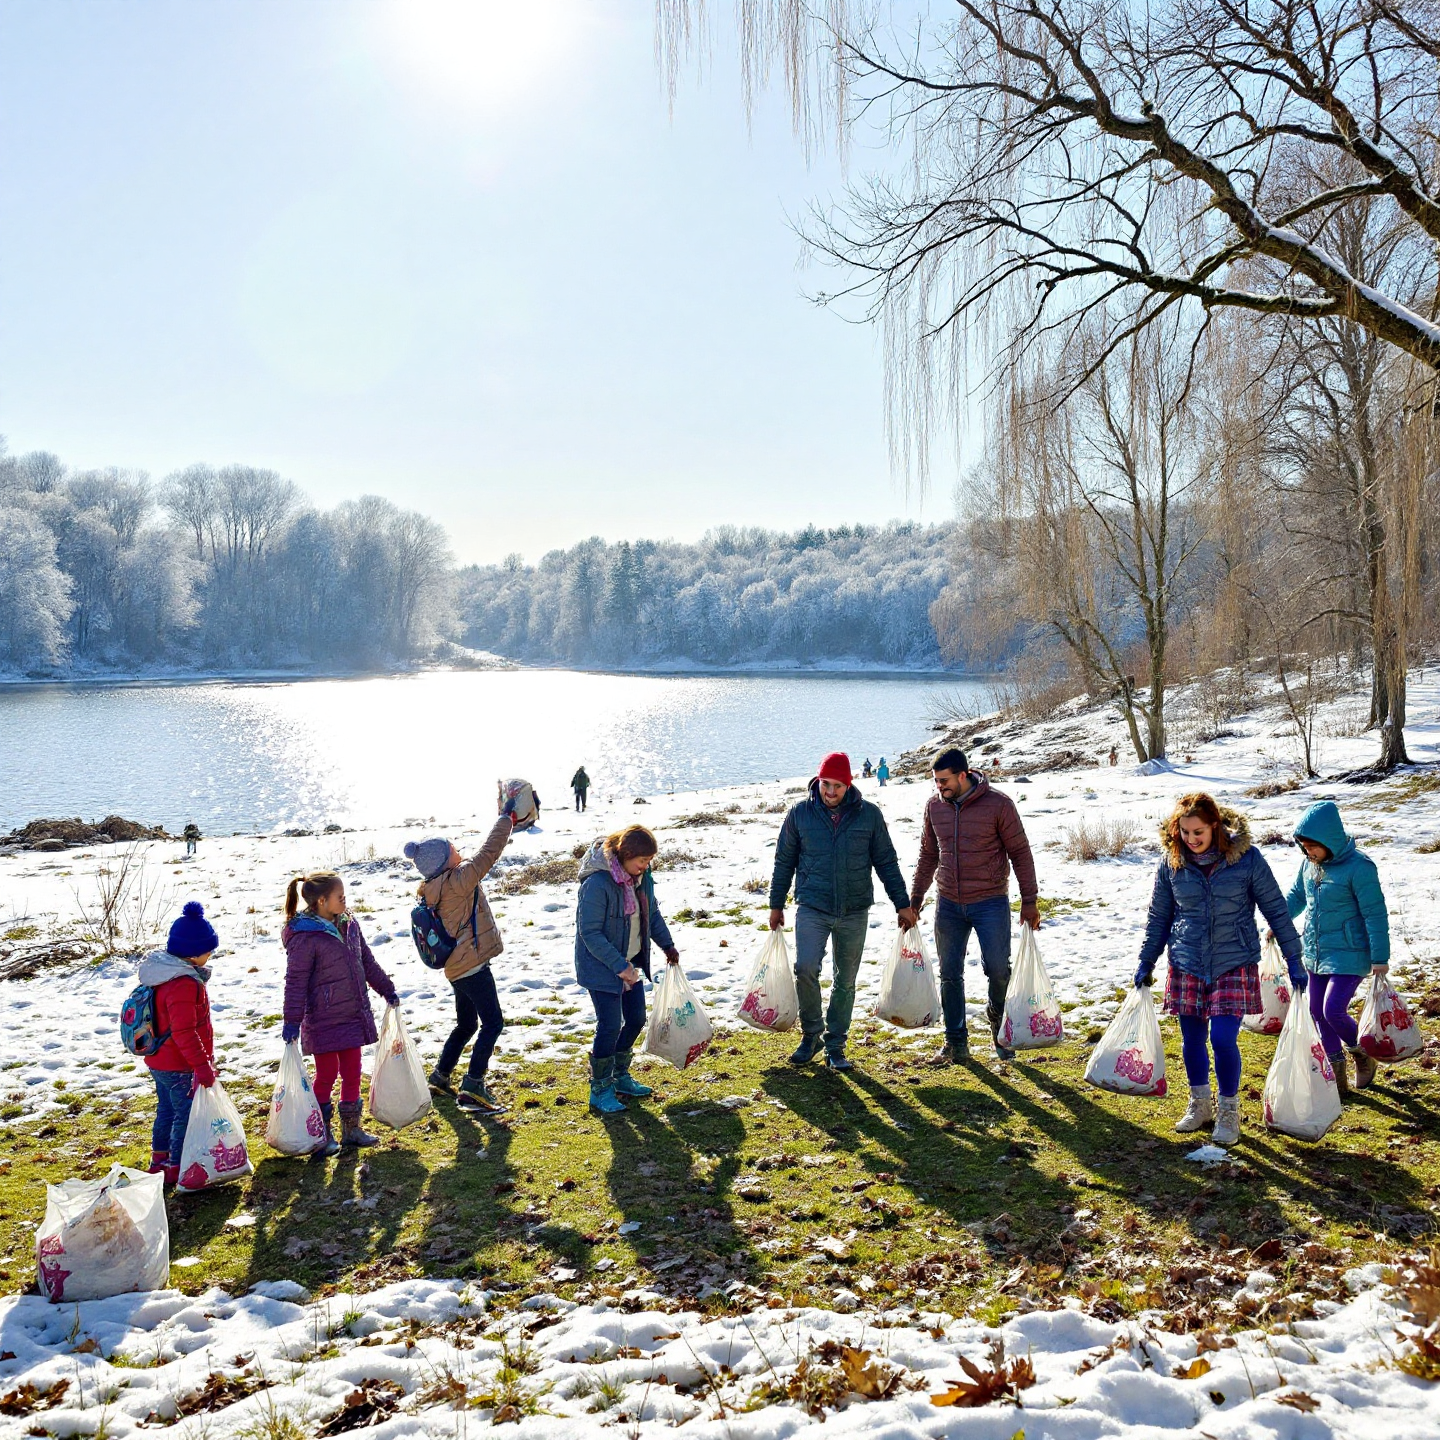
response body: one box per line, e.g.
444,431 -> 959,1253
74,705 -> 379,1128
910,748 -> 1039,1065
131,902 -> 220,1185
574,825 -> 679,1114
876,758 -> 889,786
1135,793 -> 1304,1147
409,781 -> 536,1114
1109,746 -> 1119,767
572,766 -> 590,812
1287,801 -> 1390,1100
183,822 -> 201,857
862,759 -> 873,778
769,752 -> 916,1071
282,871 -> 399,1154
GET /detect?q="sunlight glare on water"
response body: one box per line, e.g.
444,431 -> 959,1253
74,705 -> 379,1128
0,671 -> 989,833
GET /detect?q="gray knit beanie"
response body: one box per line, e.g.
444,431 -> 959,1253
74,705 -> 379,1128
404,836 -> 451,880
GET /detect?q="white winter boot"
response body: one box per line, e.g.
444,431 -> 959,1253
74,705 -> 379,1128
1211,1094 -> 1241,1147
1174,1085 -> 1214,1133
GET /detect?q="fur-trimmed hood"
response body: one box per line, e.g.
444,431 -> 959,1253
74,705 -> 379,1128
1160,805 -> 1252,871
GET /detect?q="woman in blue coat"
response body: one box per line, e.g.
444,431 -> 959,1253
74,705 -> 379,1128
1135,793 -> 1303,1146
574,825 -> 679,1114
1287,801 -> 1390,1098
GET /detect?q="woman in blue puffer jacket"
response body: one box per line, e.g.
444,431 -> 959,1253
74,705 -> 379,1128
574,825 -> 680,1115
1287,800 -> 1390,1099
1135,793 -> 1303,1146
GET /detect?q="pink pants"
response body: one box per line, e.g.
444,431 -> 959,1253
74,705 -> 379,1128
313,1047 -> 363,1105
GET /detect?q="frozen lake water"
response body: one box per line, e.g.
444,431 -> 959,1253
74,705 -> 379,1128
0,669 -> 989,833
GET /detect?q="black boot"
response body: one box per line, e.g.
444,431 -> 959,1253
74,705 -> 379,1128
313,1102 -> 341,1159
789,1033 -> 824,1065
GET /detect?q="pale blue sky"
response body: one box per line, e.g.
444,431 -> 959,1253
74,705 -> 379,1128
0,1 -> 951,564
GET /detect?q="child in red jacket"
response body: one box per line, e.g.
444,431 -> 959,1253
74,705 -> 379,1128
139,902 -> 219,1184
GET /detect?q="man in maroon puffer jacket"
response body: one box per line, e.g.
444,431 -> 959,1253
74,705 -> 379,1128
910,747 -> 1039,1064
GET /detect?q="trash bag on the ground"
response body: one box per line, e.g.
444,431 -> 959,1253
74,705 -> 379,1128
265,1040 -> 326,1155
872,926 -> 940,1028
176,1080 -> 253,1192
1242,936 -> 1292,1035
645,962 -> 714,1069
1084,984 -> 1167,1095
999,926 -> 1064,1050
36,1165 -> 168,1302
1357,972 -> 1423,1062
369,1004 -> 432,1129
1262,992 -> 1341,1141
737,930 -> 799,1032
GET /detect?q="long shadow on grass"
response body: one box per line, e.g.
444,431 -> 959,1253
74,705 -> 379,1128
599,1102 -> 748,1293
237,1134 -> 430,1294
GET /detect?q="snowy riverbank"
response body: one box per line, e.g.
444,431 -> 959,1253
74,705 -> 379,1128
1,669 -> 1437,1437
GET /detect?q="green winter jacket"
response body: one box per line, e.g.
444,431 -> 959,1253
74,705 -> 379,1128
1285,801 -> 1390,975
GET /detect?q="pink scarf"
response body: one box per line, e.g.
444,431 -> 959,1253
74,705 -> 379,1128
609,854 -> 639,917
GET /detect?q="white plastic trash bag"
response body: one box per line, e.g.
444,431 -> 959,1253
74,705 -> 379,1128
873,926 -> 940,1028
1358,972 -> 1424,1062
645,962 -> 715,1069
1084,985 -> 1167,1096
999,926 -> 1064,1050
266,1041 -> 326,1155
176,1080 -> 253,1192
498,778 -> 538,830
1262,991 -> 1342,1141
369,1004 -> 432,1130
737,930 -> 799,1032
36,1165 -> 168,1303
1242,936 -> 1292,1036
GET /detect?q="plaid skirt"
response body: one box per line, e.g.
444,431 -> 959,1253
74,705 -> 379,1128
1163,963 -> 1262,1018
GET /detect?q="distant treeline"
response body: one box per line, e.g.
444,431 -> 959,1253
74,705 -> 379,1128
0,444 -> 967,675
456,523 -> 960,668
0,445 -> 452,673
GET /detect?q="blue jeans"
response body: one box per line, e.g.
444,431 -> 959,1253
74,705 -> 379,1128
151,1069 -> 194,1160
588,983 -> 647,1060
794,906 -> 871,1050
439,966 -> 506,1079
933,894 -> 1013,1045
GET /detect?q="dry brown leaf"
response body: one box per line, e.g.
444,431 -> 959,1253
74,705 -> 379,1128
1402,1253 -> 1440,1327
931,1339 -> 1035,1408
1275,1391 -> 1320,1413
0,1380 -> 70,1416
839,1346 -> 903,1401
1177,1357 -> 1212,1380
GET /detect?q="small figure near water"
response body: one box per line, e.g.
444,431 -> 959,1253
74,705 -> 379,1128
183,821 -> 201,857
861,758 -> 873,778
875,757 -> 889,786
572,766 -> 590,812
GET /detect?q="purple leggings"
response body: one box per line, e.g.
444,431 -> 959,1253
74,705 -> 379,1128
1309,972 -> 1363,1056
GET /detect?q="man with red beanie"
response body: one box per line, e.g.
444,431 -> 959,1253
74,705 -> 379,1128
769,751 -> 917,1070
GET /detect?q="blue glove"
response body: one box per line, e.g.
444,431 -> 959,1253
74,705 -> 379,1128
1288,964 -> 1309,995
1134,962 -> 1155,989
282,1022 -> 301,1043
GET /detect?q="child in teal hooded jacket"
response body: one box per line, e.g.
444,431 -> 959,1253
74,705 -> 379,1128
1286,800 -> 1390,1095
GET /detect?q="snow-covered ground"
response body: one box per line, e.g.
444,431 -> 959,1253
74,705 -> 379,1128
2,668 -> 1438,1437
3,1270 -> 1438,1437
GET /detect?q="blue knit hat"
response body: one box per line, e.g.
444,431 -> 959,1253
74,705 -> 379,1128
405,836 -> 452,881
168,901 -> 219,959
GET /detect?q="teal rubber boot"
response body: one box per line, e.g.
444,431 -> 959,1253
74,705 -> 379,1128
613,1049 -> 652,1098
588,1055 -> 627,1115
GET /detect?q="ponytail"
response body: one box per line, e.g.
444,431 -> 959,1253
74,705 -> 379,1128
284,871 -> 342,921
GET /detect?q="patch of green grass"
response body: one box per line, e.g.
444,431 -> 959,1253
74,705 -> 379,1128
1,1023 -> 1436,1332
1011,896 -> 1099,920
2,924 -> 40,942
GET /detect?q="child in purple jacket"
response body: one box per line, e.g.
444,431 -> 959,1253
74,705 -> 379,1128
281,871 -> 398,1156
